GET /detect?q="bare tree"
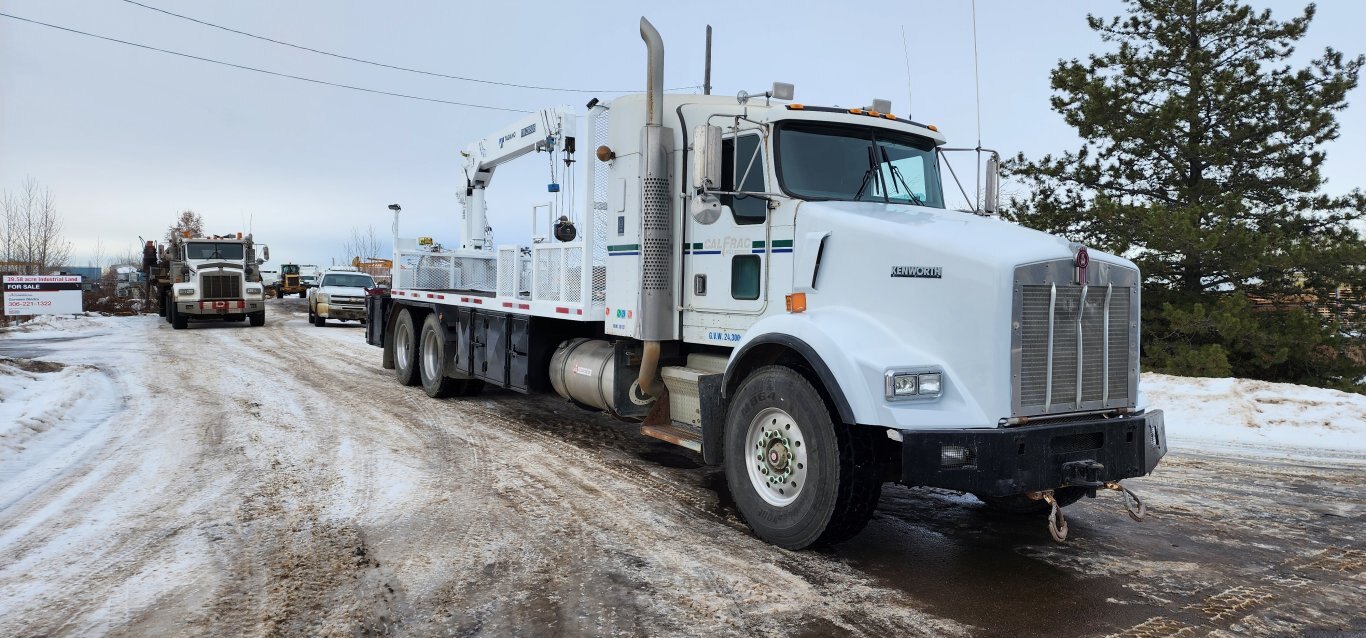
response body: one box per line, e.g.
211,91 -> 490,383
1,178 -> 71,275
166,210 -> 204,244
341,225 -> 386,265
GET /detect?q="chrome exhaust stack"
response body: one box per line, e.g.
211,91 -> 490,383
635,17 -> 675,400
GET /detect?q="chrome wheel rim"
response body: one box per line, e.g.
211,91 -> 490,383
395,320 -> 413,370
744,407 -> 808,507
421,328 -> 440,381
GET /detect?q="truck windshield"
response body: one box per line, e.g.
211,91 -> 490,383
322,274 -> 374,288
185,242 -> 245,260
281,265 -> 300,275
775,122 -> 944,208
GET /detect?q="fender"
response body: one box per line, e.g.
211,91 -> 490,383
725,307 -> 993,429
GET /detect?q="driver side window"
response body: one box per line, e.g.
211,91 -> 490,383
720,134 -> 766,225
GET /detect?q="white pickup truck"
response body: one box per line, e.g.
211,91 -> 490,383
307,267 -> 375,327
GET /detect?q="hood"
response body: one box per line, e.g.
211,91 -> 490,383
322,286 -> 369,297
797,201 -> 1132,271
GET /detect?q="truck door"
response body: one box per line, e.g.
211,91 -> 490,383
684,131 -> 770,338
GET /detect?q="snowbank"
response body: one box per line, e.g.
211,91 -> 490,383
1142,373 -> 1366,456
0,312 -> 123,337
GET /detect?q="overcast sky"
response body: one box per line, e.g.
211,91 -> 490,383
3,0 -> 1364,269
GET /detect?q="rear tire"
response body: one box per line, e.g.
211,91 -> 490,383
392,308 -> 420,386
419,314 -> 459,398
157,292 -> 167,317
298,291 -> 306,298
724,365 -> 882,550
976,487 -> 1086,515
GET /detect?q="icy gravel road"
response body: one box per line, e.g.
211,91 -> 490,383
0,301 -> 1361,637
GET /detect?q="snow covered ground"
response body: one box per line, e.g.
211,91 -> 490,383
1144,373 -> 1366,461
0,308 -> 1362,637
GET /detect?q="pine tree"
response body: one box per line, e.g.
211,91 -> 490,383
1007,0 -> 1366,390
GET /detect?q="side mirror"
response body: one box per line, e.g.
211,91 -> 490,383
692,125 -> 723,191
983,153 -> 1000,215
771,82 -> 795,101
262,245 -> 270,262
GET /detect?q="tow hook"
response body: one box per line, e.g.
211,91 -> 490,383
1104,481 -> 1146,522
1028,462 -> 1149,543
1027,490 -> 1069,543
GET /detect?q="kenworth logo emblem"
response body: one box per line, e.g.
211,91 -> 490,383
890,265 -> 942,278
1074,247 -> 1090,285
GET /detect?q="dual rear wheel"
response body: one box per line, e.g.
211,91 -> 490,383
392,309 -> 483,398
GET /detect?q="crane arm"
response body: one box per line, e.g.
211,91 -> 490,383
459,106 -> 576,193
456,106 -> 576,250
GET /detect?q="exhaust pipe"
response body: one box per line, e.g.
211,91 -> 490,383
640,18 -> 664,127
634,17 -> 674,401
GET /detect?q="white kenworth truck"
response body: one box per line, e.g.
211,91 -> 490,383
365,18 -> 1165,548
145,232 -> 269,329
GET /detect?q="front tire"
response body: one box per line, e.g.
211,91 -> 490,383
171,303 -> 187,330
392,308 -> 420,386
724,366 -> 882,550
313,312 -> 326,327
298,291 -> 306,298
249,311 -> 265,327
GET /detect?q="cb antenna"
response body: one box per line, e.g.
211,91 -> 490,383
900,25 -> 913,119
970,0 -> 983,210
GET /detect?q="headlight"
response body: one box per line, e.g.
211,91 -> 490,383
177,288 -> 195,296
885,368 -> 945,401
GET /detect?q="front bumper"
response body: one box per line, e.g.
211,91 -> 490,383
318,301 -> 365,320
178,300 -> 264,316
898,410 -> 1166,497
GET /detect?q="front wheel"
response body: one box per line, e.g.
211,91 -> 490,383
313,312 -> 326,327
249,311 -> 265,327
171,303 -> 187,330
724,366 -> 882,550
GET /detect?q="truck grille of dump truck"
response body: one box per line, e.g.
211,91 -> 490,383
201,273 -> 241,300
1011,259 -> 1139,418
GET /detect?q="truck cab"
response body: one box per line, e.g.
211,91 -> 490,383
308,267 -> 374,327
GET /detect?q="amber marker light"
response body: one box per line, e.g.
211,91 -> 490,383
785,292 -> 807,313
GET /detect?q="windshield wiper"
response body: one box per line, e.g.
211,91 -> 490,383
881,146 -> 926,207
854,145 -> 880,201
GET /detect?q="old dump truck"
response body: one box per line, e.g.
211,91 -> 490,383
365,18 -> 1164,549
144,232 -> 269,329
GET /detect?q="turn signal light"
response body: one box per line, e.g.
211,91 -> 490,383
785,292 -> 807,313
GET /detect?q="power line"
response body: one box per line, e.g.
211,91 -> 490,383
0,12 -> 531,113
119,0 -> 701,94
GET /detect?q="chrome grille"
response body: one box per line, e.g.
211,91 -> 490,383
1013,260 -> 1138,417
201,274 -> 241,300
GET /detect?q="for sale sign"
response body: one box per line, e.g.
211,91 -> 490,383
3,275 -> 84,315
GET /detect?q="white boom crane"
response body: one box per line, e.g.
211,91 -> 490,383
457,106 -> 576,251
